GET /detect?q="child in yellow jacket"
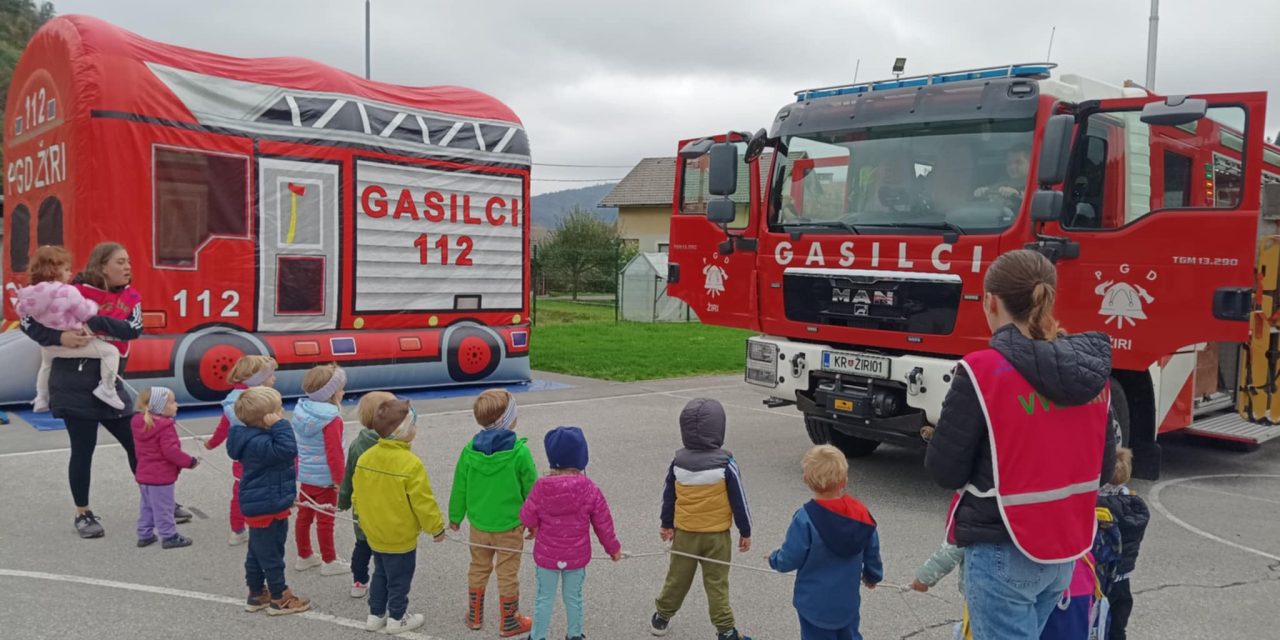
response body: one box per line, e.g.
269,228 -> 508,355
352,397 -> 446,634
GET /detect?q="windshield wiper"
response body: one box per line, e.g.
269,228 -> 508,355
880,221 -> 967,236
789,220 -> 862,235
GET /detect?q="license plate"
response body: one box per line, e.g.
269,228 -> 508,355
821,350 -> 891,379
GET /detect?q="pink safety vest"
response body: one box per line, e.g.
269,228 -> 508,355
946,348 -> 1109,563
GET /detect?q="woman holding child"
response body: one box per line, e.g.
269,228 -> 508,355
926,250 -> 1116,639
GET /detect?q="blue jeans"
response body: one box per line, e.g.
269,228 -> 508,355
246,519 -> 289,599
370,549 -> 417,620
963,543 -> 1073,639
532,566 -> 585,640
799,615 -> 859,640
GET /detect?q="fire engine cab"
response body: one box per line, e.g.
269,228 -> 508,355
668,62 -> 1280,479
2,16 -> 532,405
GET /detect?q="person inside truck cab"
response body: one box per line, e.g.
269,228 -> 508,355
973,149 -> 1030,208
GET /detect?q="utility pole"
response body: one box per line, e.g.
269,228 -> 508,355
365,0 -> 371,79
1145,0 -> 1159,90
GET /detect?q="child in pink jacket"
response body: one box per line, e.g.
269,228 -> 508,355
519,427 -> 622,640
15,245 -> 123,411
132,387 -> 199,549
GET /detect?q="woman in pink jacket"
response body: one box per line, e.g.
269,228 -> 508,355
519,427 -> 622,640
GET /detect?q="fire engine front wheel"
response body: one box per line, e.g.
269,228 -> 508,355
804,415 -> 882,458
446,325 -> 502,383
1111,376 -> 1131,448
180,332 -> 266,402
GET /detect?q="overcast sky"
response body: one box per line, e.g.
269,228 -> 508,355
55,0 -> 1280,194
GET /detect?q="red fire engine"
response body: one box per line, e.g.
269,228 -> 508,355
2,16 -> 532,405
668,63 -> 1280,478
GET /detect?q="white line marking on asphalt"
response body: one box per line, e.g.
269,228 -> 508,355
0,569 -> 449,640
0,436 -> 205,459
1177,482 -> 1280,506
1148,474 -> 1280,563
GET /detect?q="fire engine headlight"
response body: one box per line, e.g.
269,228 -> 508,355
748,340 -> 778,363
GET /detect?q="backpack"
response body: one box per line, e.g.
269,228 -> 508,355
1092,506 -> 1124,597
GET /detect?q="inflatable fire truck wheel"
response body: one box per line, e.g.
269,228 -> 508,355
179,330 -> 269,402
445,324 -> 503,383
804,415 -> 882,458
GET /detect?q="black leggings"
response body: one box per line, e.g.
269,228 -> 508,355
65,416 -> 138,508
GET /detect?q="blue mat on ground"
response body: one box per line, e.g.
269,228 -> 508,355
2,379 -> 573,432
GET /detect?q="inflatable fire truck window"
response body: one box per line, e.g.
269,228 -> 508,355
1,15 -> 532,405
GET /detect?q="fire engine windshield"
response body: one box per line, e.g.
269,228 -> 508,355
770,118 -> 1035,233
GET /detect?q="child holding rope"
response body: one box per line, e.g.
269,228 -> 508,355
352,397 -> 446,634
204,355 -> 277,545
651,398 -> 754,640
768,444 -> 883,640
519,426 -> 622,640
449,389 -> 537,636
290,363 -> 348,576
131,386 -> 198,549
338,391 -> 396,599
228,386 -> 311,616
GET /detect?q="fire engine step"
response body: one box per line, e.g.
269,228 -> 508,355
1185,413 -> 1280,445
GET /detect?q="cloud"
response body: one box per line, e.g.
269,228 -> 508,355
51,0 -> 1280,193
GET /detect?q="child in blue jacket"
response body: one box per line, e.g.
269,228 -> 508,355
769,445 -> 883,640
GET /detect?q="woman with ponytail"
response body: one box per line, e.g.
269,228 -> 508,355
925,249 -> 1117,639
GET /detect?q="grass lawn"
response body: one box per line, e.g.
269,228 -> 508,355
530,299 -> 754,381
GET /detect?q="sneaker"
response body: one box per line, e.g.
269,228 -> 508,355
74,511 -> 105,539
245,590 -> 271,613
162,534 -> 193,549
365,614 -> 387,631
715,629 -> 751,640
294,555 -> 323,571
228,529 -> 248,546
650,612 -> 670,637
320,559 -> 350,576
267,589 -> 311,616
350,581 -> 369,598
174,504 -> 193,524
92,383 -> 126,410
137,536 -> 158,548
383,613 -> 425,635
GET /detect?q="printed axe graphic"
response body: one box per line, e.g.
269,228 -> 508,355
286,183 -> 306,244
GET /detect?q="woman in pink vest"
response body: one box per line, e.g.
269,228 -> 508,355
925,249 -> 1116,639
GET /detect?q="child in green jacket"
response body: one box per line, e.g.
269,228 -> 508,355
448,389 -> 537,637
338,391 -> 395,599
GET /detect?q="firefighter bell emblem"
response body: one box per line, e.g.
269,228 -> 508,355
1095,280 -> 1155,329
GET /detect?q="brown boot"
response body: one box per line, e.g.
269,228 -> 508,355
465,588 -> 485,630
267,588 -> 311,616
498,596 -> 532,638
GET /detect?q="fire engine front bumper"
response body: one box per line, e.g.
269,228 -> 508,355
744,335 -> 959,438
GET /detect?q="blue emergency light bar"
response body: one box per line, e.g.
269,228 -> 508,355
795,62 -> 1057,102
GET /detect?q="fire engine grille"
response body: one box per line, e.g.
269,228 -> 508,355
783,269 -> 963,334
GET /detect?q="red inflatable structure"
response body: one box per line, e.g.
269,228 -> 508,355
2,15 -> 532,404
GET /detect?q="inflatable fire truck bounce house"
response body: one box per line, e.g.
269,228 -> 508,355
2,15 -> 532,405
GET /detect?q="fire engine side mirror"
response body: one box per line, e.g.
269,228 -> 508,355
744,128 -> 769,163
1140,96 -> 1208,127
679,138 -> 715,159
1037,114 -> 1074,186
707,197 -> 737,224
1029,190 -> 1064,222
708,142 -> 739,197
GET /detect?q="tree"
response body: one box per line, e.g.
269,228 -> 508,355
538,208 -> 632,301
1,1 -> 56,147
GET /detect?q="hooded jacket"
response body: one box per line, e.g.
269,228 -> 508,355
520,473 -> 621,571
352,438 -> 446,554
926,325 -> 1118,546
291,398 -> 345,487
660,399 -> 752,537
226,419 -> 298,518
15,281 -> 97,331
448,429 -> 537,532
1097,489 -> 1150,575
205,384 -> 249,478
131,413 -> 197,485
768,495 -> 884,630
